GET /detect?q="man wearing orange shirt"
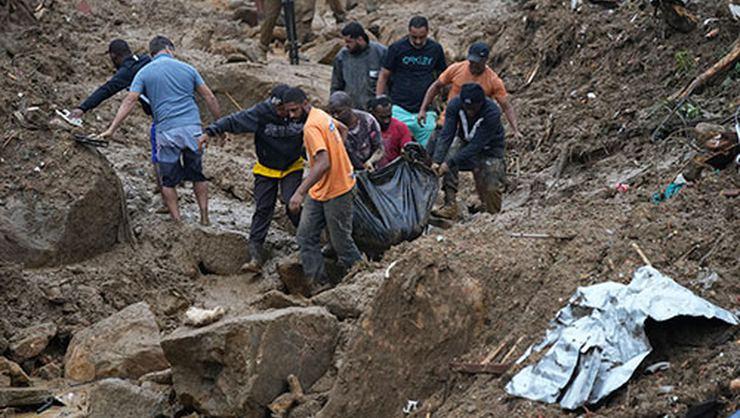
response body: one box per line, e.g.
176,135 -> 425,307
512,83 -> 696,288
284,87 -> 362,290
417,42 -> 521,139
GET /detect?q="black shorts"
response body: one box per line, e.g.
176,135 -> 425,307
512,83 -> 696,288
158,147 -> 207,188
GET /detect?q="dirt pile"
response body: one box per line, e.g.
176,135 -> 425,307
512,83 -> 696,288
0,0 -> 738,416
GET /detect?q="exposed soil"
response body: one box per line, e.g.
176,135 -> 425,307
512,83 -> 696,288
0,0 -> 738,416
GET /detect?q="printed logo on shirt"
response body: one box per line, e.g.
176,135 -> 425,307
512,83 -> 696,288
401,55 -> 433,66
368,70 -> 379,78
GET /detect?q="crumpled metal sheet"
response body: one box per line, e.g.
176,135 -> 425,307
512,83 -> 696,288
505,266 -> 738,410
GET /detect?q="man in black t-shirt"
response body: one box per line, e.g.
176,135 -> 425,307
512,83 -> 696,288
376,16 -> 446,147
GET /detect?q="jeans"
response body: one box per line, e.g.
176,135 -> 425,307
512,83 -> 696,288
250,171 -> 303,246
442,138 -> 507,213
296,189 -> 361,282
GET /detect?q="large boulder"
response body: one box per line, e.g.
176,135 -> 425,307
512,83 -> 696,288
193,228 -> 250,275
161,307 -> 339,417
8,322 -> 56,361
318,259 -> 486,418
201,60 -> 332,115
64,302 -> 169,383
0,139 -> 130,268
87,378 -> 170,418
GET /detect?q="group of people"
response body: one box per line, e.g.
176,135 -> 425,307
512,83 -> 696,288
72,14 -> 522,293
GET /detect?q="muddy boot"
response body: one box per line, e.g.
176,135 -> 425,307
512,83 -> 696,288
432,193 -> 461,220
241,242 -> 266,273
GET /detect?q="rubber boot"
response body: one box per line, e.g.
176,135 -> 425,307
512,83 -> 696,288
432,192 -> 461,220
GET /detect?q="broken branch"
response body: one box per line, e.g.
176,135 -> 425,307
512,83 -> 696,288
671,39 -> 740,101
630,242 -> 652,266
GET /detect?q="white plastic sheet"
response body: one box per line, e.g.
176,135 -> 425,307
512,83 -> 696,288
505,266 -> 738,410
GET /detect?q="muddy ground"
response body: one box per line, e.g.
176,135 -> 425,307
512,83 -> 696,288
0,0 -> 738,416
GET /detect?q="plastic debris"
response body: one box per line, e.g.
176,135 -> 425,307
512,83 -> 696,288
644,361 -> 670,374
402,400 -> 419,414
657,385 -> 674,394
651,174 -> 687,204
184,306 -> 226,327
730,4 -> 740,21
615,183 -> 629,193
505,266 -> 738,410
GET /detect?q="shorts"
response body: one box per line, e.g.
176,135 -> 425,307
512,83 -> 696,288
156,125 -> 206,188
392,104 -> 437,147
150,122 -> 157,163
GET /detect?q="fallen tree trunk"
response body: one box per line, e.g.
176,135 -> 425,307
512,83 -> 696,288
671,38 -> 740,100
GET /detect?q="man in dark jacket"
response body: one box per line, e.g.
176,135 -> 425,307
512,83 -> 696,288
198,85 -> 305,271
70,39 -> 164,203
432,83 -> 507,219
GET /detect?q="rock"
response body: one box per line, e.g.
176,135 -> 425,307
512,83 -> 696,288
311,273 -> 383,320
183,306 -> 226,327
201,60 -> 331,114
0,142 -> 131,268
0,337 -> 7,357
304,39 -> 344,65
233,6 -> 259,26
162,307 -> 339,417
33,362 -> 62,381
87,378 -> 170,418
0,357 -> 29,387
276,256 -> 311,297
64,302 -> 169,383
139,368 -> 173,385
194,229 -> 250,275
8,322 -> 56,361
253,290 -> 309,311
0,387 -> 51,408
317,259 -> 486,418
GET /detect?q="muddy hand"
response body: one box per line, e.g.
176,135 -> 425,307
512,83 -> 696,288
197,134 -> 209,153
288,190 -> 304,214
416,112 -> 426,127
69,108 -> 84,119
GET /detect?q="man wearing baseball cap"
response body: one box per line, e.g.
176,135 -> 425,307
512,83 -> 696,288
431,83 -> 507,219
197,84 -> 305,272
418,41 -> 521,140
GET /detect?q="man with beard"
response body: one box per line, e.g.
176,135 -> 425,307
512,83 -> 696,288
327,91 -> 384,171
417,42 -> 522,139
283,87 -> 361,293
331,21 -> 387,111
375,15 -> 446,146
368,96 -> 413,168
198,85 -> 304,272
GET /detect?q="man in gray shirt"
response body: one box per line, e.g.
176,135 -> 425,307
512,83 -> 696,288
331,22 -> 387,110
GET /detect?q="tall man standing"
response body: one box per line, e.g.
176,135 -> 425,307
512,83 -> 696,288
97,36 -> 221,225
331,21 -> 387,111
69,40 -> 166,204
432,83 -> 507,219
198,85 -> 304,271
375,16 -> 446,146
283,87 -> 362,291
418,42 -> 522,139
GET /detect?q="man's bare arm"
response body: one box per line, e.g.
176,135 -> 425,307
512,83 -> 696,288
498,96 -> 522,138
375,68 -> 392,97
98,91 -> 140,137
196,84 -> 222,120
289,150 -> 331,213
417,79 -> 443,126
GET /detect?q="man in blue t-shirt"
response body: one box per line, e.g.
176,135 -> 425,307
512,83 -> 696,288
97,36 -> 221,226
376,16 -> 446,146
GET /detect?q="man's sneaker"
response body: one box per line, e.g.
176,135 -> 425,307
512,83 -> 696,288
432,202 -> 461,220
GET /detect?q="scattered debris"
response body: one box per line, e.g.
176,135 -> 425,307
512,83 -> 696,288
658,385 -> 674,394
671,39 -> 740,100
615,182 -> 630,193
183,306 -> 225,327
509,232 -> 576,240
55,109 -> 83,127
645,361 -> 671,374
268,374 -> 307,418
403,400 -> 419,415
651,173 -> 687,204
730,4 -> 740,20
506,266 -> 738,410
691,269 -> 719,291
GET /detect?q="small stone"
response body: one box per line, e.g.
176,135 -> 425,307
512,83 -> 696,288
0,387 -> 51,408
0,357 -> 30,387
33,362 -> 62,381
730,378 -> 740,392
139,369 -> 172,385
9,323 -> 57,361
